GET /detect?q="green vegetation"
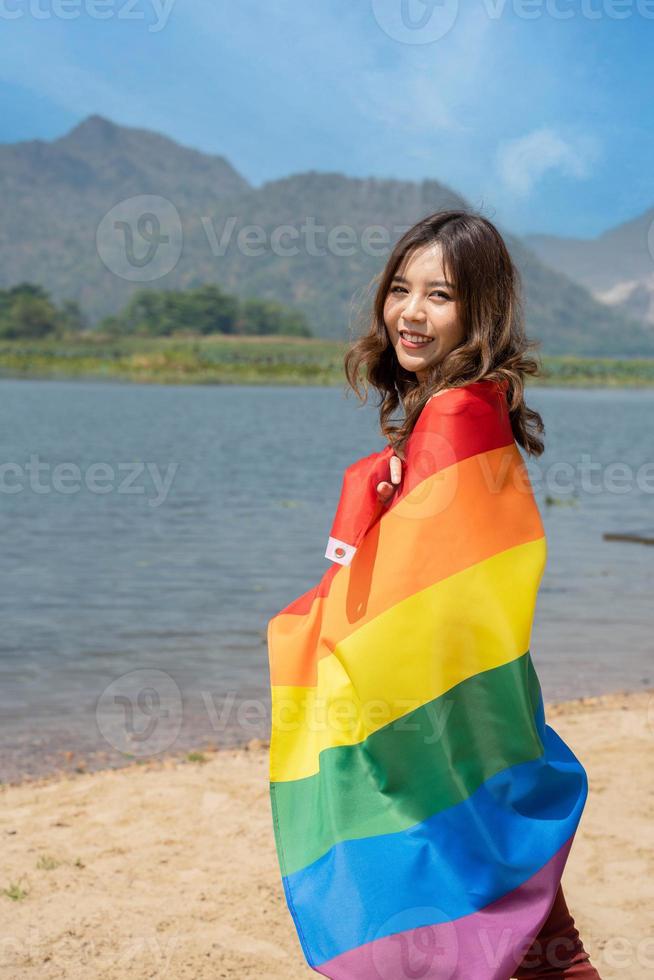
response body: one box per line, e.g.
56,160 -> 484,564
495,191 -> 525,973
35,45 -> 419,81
99,285 -> 311,338
0,283 -> 88,339
2,879 -> 28,901
0,283 -> 311,341
1,281 -> 653,387
533,355 -> 654,385
1,332 -> 654,387
36,854 -> 61,871
0,334 -> 340,385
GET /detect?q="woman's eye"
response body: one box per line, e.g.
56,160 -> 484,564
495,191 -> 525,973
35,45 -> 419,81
390,286 -> 450,299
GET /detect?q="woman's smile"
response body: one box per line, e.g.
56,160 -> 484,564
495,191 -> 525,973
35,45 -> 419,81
399,329 -> 434,349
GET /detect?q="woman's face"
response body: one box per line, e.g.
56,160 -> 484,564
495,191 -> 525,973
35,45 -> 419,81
383,243 -> 465,383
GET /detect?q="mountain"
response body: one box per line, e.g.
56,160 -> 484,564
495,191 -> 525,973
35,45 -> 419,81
1,114 -> 653,355
525,208 -> 654,328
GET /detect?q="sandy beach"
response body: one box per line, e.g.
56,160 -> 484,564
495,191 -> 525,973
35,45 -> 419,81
1,688 -> 652,980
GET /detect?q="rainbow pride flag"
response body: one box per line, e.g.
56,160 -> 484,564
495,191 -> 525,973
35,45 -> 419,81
267,379 -> 588,979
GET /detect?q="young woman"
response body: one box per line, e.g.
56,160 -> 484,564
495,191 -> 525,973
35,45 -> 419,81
346,209 -> 601,979
267,209 -> 602,979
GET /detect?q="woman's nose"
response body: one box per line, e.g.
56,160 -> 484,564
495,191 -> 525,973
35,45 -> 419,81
401,299 -> 427,323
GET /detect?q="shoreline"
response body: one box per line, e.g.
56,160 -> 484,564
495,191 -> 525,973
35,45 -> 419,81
0,722 -> 270,789
3,685 -> 652,791
2,368 -> 654,389
2,337 -> 654,388
1,686 -> 652,979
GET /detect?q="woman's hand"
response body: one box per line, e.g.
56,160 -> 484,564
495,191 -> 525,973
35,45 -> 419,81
376,454 -> 402,505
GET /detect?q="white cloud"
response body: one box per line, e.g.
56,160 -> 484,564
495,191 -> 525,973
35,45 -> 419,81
495,126 -> 600,198
351,7 -> 492,136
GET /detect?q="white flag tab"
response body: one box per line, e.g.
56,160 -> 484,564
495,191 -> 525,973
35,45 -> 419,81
324,535 -> 357,566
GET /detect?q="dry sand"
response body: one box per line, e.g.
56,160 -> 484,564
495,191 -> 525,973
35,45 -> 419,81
1,689 -> 653,980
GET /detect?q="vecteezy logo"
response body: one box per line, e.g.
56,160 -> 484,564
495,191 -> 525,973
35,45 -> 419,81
370,905 -> 459,979
371,0 -> 459,45
95,668 -> 183,757
96,194 -> 183,282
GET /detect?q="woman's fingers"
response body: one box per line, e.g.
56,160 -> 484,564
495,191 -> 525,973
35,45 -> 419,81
376,481 -> 394,502
377,457 -> 403,504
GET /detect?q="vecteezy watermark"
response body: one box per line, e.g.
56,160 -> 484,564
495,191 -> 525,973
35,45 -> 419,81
202,690 -> 270,741
95,682 -> 272,758
482,0 -> 654,20
369,0 -> 654,44
371,0 -> 460,44
0,455 -> 179,508
94,196 -> 654,292
98,687 -> 457,746
367,447 -> 654,526
600,934 -> 654,971
371,905 -> 458,979
96,195 -> 183,282
423,448 -> 654,499
96,196 -> 416,281
0,0 -> 176,32
201,215 -> 415,259
270,692 -> 454,741
526,454 -> 654,496
96,668 -> 183,757
363,903 -> 652,977
0,924 -> 180,975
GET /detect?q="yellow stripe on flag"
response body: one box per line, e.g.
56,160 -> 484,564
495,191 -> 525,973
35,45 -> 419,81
270,536 -> 547,782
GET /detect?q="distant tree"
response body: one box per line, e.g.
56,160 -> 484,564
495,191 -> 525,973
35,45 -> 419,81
0,289 -> 12,322
57,299 -> 90,334
8,282 -> 50,301
183,284 -> 240,335
0,283 -> 98,339
0,293 -> 59,339
90,284 -> 310,338
97,314 -> 122,337
238,297 -> 312,337
0,283 -> 50,330
115,289 -> 170,336
105,284 -> 241,336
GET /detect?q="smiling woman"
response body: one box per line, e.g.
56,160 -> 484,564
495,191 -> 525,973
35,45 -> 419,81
344,208 -> 545,462
267,208 -> 602,980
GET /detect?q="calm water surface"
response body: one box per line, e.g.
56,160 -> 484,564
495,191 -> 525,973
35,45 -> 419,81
1,379 -> 652,780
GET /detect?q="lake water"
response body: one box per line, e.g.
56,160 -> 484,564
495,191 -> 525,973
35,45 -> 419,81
1,378 -> 652,781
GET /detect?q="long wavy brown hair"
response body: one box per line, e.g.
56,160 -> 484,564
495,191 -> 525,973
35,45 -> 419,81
344,208 -> 545,459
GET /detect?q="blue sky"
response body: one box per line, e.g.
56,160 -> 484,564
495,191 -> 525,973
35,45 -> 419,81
0,0 -> 652,237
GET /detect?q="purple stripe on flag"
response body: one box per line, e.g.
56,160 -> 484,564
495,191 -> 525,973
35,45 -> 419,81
315,833 -> 575,980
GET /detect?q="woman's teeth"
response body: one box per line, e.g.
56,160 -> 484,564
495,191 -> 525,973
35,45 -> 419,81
400,332 -> 433,348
